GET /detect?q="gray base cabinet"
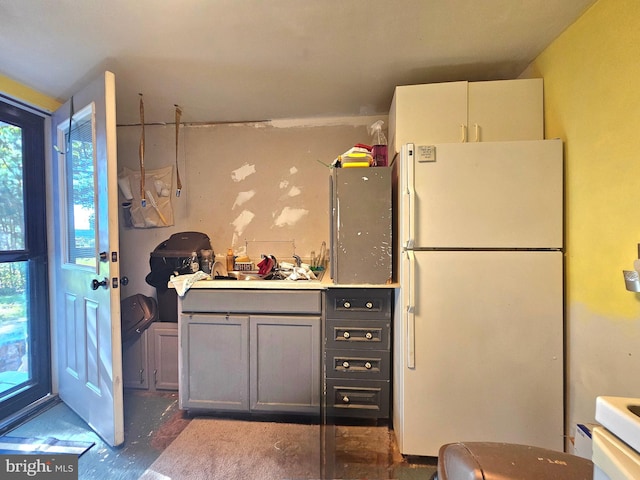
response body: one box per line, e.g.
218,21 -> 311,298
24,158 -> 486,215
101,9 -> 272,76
122,322 -> 179,391
123,329 -> 149,389
324,288 -> 392,419
251,316 -> 320,413
180,289 -> 322,415
181,314 -> 250,411
150,322 -> 180,390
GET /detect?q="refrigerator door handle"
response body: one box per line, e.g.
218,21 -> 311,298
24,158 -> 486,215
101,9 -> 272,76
406,249 -> 416,369
403,143 -> 415,249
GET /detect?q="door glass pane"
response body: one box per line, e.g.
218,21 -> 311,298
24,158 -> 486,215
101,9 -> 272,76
0,121 -> 25,250
0,261 -> 29,399
63,106 -> 96,268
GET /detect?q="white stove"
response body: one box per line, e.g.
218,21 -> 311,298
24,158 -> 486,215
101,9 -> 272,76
593,396 -> 640,479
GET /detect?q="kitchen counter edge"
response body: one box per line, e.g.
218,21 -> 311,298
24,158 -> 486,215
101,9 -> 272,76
181,276 -> 398,290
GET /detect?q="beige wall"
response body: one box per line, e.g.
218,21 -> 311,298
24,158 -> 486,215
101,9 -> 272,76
526,0 -> 640,444
117,117 -> 385,298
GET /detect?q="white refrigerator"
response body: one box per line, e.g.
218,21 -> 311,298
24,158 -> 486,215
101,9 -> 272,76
393,139 -> 565,457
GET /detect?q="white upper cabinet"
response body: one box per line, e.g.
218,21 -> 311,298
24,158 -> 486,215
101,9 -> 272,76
388,78 -> 543,155
467,79 -> 543,143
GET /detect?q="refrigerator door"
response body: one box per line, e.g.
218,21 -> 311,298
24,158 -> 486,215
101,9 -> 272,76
403,140 -> 563,249
396,249 -> 564,456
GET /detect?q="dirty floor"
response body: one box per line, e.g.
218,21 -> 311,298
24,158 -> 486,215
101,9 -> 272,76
7,391 -> 437,479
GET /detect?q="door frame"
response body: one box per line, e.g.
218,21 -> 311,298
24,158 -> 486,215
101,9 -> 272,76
0,97 -> 52,429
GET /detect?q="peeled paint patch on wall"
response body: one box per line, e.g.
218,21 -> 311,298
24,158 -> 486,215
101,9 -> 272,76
284,186 -> 302,198
231,163 -> 256,182
233,190 -> 256,209
273,207 -> 308,227
232,210 -> 255,244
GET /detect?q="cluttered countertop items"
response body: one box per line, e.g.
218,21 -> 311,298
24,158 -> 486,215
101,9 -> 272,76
331,120 -> 388,168
168,241 -> 331,295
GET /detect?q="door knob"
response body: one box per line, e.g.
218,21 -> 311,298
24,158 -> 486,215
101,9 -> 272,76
91,278 -> 109,290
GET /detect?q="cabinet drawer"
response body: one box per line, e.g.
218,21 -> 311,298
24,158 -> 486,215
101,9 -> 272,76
182,290 -> 322,314
326,319 -> 390,350
326,288 -> 391,320
326,349 -> 390,380
326,379 -> 389,418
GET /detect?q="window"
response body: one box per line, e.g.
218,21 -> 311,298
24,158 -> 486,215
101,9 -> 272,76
0,98 -> 50,423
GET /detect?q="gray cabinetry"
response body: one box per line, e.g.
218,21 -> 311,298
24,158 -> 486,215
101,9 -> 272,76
123,322 -> 179,391
149,322 -> 179,391
123,330 -> 149,389
181,314 -> 249,411
180,289 -> 322,415
324,288 -> 392,419
250,316 -> 320,413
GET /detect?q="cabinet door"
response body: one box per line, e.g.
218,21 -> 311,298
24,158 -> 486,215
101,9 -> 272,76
122,331 -> 149,389
180,314 -> 249,411
250,315 -> 320,414
389,81 -> 467,154
149,323 -> 178,391
468,79 -> 543,142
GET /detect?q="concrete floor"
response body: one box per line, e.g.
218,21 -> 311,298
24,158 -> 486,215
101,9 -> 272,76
7,391 -> 437,479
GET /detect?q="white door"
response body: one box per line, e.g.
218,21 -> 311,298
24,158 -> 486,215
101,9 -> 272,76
398,250 -> 564,456
49,71 -> 123,446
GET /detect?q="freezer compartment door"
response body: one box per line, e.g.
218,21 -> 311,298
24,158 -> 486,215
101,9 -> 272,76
406,139 -> 563,248
398,250 -> 564,456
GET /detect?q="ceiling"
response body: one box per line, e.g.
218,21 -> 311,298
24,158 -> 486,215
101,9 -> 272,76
0,0 -> 597,125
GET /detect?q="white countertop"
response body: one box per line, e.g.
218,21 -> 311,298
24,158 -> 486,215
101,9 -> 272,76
182,274 -> 397,291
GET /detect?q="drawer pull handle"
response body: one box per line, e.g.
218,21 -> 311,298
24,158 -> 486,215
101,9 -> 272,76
342,395 -> 350,404
365,362 -> 372,369
343,331 -> 350,339
342,361 -> 350,369
366,302 -> 373,309
365,332 -> 373,340
343,301 -> 351,309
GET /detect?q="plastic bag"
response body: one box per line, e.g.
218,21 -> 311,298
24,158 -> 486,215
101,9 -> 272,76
369,120 -> 387,145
